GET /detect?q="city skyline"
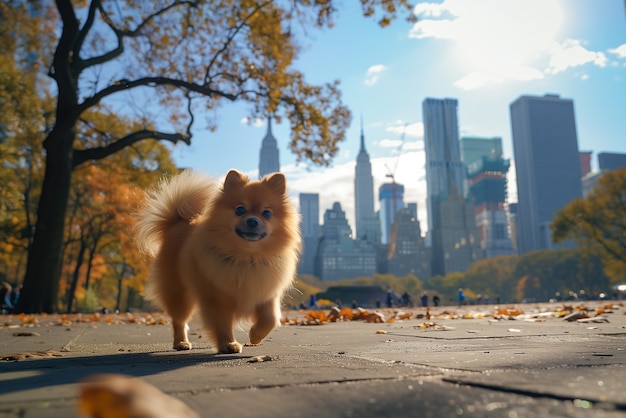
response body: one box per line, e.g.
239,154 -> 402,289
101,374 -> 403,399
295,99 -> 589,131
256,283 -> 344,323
169,1 -> 626,233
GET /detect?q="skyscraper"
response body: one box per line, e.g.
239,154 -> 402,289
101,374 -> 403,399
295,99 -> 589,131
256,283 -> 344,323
460,136 -> 503,166
423,98 -> 465,224
462,137 -> 514,257
423,98 -> 482,276
386,206 -> 431,279
598,152 -> 626,171
354,121 -> 379,243
315,202 -> 376,280
299,193 -> 320,275
379,182 -> 405,245
259,118 -> 280,178
510,94 -> 582,254
579,151 -> 592,177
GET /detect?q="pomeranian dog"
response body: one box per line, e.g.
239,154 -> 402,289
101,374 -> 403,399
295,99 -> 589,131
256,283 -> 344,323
135,170 -> 300,354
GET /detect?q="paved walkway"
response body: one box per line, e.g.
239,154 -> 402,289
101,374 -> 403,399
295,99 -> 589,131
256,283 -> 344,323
1,301 -> 625,417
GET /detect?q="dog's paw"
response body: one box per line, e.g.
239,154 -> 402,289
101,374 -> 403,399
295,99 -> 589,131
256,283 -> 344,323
218,341 -> 243,354
174,341 -> 192,351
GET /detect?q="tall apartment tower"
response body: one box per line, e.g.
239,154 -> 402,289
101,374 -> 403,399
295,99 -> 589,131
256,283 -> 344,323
299,193 -> 320,275
259,118 -> 280,178
423,98 -> 482,276
423,98 -> 465,224
354,122 -> 379,243
510,94 -> 582,254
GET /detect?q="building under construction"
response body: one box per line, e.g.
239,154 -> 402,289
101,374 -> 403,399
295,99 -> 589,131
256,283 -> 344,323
467,156 -> 515,257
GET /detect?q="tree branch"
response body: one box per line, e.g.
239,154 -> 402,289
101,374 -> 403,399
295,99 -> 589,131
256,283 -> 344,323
73,0 -> 101,71
72,129 -> 190,167
80,0 -> 201,72
205,2 -> 271,84
78,76 -> 237,115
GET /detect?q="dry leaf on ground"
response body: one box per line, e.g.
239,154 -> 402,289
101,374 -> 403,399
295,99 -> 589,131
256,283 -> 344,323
78,374 -> 199,418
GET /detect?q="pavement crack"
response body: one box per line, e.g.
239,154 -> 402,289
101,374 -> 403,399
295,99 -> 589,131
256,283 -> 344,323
441,376 -> 626,412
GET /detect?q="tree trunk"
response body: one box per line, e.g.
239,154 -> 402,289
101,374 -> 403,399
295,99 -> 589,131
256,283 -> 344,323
84,231 -> 101,291
16,136 -> 74,313
115,264 -> 127,312
66,237 -> 87,313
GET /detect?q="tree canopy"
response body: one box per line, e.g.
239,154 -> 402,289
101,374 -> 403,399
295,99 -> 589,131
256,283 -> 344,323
552,168 -> 626,284
3,0 -> 415,312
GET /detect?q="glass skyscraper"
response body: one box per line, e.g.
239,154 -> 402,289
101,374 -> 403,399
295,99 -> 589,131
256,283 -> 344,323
423,98 -> 482,276
299,193 -> 320,275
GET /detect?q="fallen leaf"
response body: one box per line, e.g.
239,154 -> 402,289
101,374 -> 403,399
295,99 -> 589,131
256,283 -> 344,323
246,355 -> 273,363
366,312 -> 385,323
577,316 -> 609,323
79,374 -> 199,418
1,350 -> 64,361
563,311 -> 588,322
12,332 -> 40,337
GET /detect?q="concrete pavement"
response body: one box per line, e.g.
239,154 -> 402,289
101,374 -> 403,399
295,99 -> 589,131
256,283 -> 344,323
1,301 -> 625,417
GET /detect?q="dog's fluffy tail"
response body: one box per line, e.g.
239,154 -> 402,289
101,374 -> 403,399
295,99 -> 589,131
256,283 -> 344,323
134,170 -> 217,257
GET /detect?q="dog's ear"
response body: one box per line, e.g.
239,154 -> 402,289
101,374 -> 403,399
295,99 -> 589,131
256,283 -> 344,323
263,172 -> 286,195
223,170 -> 248,191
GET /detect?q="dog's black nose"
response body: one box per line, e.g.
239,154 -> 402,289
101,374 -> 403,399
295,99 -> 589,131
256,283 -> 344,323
246,217 -> 260,228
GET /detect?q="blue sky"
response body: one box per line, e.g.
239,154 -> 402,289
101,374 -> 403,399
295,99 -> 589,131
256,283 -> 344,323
171,0 -> 626,233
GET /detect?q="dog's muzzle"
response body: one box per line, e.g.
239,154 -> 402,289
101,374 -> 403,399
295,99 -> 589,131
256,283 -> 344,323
236,217 -> 267,241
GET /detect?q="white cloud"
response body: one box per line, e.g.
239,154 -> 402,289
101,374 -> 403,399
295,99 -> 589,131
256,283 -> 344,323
379,122 -> 424,152
405,122 -> 424,138
378,138 -> 403,148
402,140 -> 423,151
410,0 -> 609,89
385,121 -> 424,138
546,40 -> 607,74
608,43 -> 626,58
413,2 -> 448,18
364,64 -> 387,86
454,72 -> 503,90
240,117 -> 264,127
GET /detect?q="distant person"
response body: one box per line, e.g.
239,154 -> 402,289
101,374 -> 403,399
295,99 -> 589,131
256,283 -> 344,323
433,294 -> 440,307
309,294 -> 317,309
11,285 -> 21,308
386,290 -> 394,308
458,288 -> 465,307
401,292 -> 412,308
420,292 -> 428,307
1,282 -> 14,313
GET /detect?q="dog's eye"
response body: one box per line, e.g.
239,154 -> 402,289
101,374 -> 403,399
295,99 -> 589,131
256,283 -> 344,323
262,210 -> 272,219
235,206 -> 246,216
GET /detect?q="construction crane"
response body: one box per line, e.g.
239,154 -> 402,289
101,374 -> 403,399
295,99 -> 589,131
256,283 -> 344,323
385,123 -> 408,259
385,123 -> 408,185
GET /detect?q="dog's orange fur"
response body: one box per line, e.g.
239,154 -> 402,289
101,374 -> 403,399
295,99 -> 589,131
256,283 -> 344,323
135,170 -> 300,353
